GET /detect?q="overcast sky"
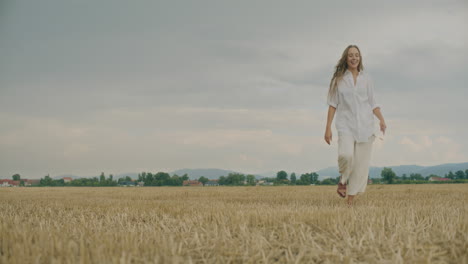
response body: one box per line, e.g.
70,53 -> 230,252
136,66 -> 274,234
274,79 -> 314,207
1,0 -> 467,178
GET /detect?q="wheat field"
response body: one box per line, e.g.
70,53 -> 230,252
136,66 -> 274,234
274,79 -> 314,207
0,185 -> 467,264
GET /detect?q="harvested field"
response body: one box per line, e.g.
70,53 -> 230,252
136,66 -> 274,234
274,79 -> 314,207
1,184 -> 467,263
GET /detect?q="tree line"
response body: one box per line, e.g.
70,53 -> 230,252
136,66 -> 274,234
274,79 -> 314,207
6,168 -> 468,187
379,168 -> 468,184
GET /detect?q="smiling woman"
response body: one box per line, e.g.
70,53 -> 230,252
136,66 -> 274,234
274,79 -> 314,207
324,44 -> 387,207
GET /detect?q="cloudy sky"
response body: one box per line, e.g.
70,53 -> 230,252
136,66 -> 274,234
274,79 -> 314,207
1,0 -> 467,178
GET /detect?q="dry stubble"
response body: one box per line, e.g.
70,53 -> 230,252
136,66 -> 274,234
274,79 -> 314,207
0,184 -> 467,263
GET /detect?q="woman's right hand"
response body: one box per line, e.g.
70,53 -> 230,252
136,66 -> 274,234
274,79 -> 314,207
324,128 -> 332,145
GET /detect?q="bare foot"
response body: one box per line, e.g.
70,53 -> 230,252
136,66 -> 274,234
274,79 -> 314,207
347,195 -> 355,207
337,175 -> 346,198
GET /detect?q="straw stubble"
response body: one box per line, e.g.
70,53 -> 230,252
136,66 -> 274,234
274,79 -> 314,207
0,185 -> 467,263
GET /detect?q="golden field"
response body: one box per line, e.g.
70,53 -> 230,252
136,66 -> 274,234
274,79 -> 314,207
0,185 -> 467,264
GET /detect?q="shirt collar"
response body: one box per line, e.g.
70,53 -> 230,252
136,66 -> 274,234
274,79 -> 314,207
345,69 -> 362,76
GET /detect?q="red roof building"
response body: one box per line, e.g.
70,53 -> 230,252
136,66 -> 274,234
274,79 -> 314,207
182,180 -> 203,186
63,177 -> 73,183
429,176 -> 451,181
0,179 -> 20,186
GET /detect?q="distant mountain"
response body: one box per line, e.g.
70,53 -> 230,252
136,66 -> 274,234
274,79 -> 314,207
316,162 -> 468,179
417,163 -> 468,177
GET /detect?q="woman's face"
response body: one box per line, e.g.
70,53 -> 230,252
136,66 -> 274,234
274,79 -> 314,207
346,47 -> 360,70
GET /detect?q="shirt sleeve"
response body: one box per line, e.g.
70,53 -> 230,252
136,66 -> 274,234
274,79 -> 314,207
367,74 -> 381,110
327,80 -> 339,108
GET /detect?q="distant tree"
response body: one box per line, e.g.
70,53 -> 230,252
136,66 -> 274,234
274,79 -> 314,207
276,171 -> 288,181
320,177 -> 338,185
218,176 -> 227,185
153,172 -> 170,186
401,173 -> 408,180
297,172 -> 319,185
56,179 -> 65,186
138,172 -> 146,182
290,173 -> 297,185
40,174 -> 54,186
297,173 -> 309,185
447,171 -> 455,180
311,172 -> 319,184
118,176 -> 133,185
108,174 -> 115,186
165,175 -> 177,186
455,170 -> 465,180
246,174 -> 256,186
381,167 -> 396,184
100,172 -> 106,183
12,174 -> 21,181
181,174 -> 188,181
145,173 -> 154,186
225,173 -> 246,185
198,176 -> 209,186
409,173 -> 423,181
92,177 -> 99,186
372,178 -> 383,184
465,169 -> 468,179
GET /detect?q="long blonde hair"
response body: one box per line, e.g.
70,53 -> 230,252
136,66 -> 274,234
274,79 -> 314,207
328,45 -> 364,100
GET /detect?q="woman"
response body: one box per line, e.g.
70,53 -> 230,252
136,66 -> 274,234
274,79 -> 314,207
324,44 -> 387,207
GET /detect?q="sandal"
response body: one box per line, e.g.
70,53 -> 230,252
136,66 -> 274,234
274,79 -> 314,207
337,176 -> 346,198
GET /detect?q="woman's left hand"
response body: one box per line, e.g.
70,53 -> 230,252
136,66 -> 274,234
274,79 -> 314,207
380,120 -> 387,135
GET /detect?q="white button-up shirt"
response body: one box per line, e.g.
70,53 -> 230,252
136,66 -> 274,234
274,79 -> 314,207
327,69 -> 381,142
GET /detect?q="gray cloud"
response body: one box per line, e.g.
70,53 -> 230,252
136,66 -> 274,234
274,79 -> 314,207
0,0 -> 467,177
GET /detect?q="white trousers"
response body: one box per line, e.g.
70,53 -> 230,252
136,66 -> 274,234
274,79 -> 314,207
337,133 -> 375,195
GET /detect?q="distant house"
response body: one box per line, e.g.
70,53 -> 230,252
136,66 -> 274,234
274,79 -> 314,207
1,179 -> 40,187
182,180 -> 203,186
24,179 -> 40,186
63,177 -> 73,183
429,176 -> 451,181
0,179 -> 11,187
0,179 -> 20,187
205,180 -> 219,186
